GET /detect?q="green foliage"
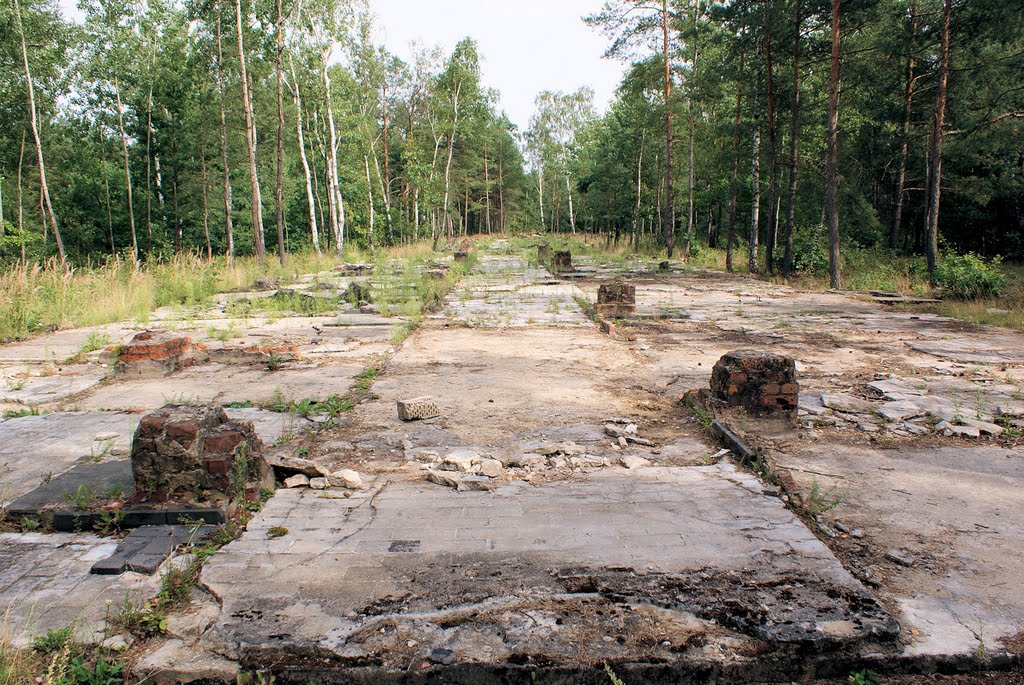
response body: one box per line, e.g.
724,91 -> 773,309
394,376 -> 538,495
933,253 -> 1007,299
30,628 -> 73,655
806,479 -> 845,517
68,655 -> 124,685
848,669 -> 882,685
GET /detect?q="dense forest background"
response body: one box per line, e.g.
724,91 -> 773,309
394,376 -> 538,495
0,0 -> 1021,284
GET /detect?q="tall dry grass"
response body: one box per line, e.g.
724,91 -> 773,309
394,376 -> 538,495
0,248 -> 399,342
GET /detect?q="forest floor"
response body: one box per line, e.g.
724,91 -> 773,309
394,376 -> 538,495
1,237 -> 1022,684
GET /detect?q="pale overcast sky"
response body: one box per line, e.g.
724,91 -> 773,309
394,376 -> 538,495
57,0 -> 625,132
370,0 -> 625,131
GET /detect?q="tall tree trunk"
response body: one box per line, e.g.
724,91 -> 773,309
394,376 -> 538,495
289,67 -> 320,253
146,82 -> 154,254
498,139 -> 505,232
892,0 -> 919,250
661,0 -> 675,257
684,0 -> 700,258
538,167 -> 545,230
925,0 -> 951,280
323,56 -> 345,254
749,66 -> 762,274
274,0 -> 286,266
825,0 -> 843,289
566,173 -> 576,233
172,132 -> 181,253
364,155 -> 376,252
726,52 -> 744,273
442,84 -> 461,245
113,74 -> 137,259
483,141 -> 492,234
97,125 -> 115,255
215,3 -> 234,260
17,130 -> 26,237
381,84 -> 393,243
15,0 -> 64,263
235,0 -> 265,262
763,1 -> 778,275
201,149 -> 212,260
782,1 -> 802,276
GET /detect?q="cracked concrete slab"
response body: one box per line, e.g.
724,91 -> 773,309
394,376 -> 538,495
201,461 -> 896,671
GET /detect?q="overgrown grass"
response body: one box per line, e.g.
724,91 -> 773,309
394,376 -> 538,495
0,250 -> 356,342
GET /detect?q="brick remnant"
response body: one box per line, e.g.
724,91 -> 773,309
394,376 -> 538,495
397,396 -> 441,421
115,330 -> 207,378
710,349 -> 798,422
596,280 -> 636,318
551,251 -> 574,274
130,404 -> 272,508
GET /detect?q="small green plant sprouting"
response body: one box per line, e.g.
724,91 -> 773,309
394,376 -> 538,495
352,366 -> 378,392
64,484 -> 97,511
691,403 -> 714,431
227,400 -> 254,409
40,471 -> 53,485
70,653 -> 125,685
3,406 -> 41,419
974,619 -> 986,660
806,479 -> 845,517
268,526 -> 288,539
848,669 -> 882,685
975,390 -> 989,421
95,508 -> 126,536
31,626 -> 74,654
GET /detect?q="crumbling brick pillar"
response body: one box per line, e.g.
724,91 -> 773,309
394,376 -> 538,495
130,404 -> 272,508
551,251 -> 574,274
711,349 -> 798,422
115,330 -> 206,378
596,280 -> 636,318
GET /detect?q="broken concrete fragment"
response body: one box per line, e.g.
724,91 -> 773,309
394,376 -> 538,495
936,421 -> 981,438
604,424 -> 625,438
426,470 -> 460,489
397,396 -> 441,421
877,400 -> 923,422
885,549 -> 915,567
441,449 -> 480,472
309,477 -> 328,490
821,393 -> 874,414
457,475 -> 493,492
478,459 -> 504,478
330,469 -> 364,489
265,452 -> 329,478
962,418 -> 1004,436
534,442 -> 584,456
283,474 -> 310,488
618,436 -> 628,448
627,436 -> 655,447
621,455 -> 651,469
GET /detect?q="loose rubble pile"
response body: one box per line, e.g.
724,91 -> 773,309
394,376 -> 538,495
419,419 -> 660,491
800,374 -> 1024,438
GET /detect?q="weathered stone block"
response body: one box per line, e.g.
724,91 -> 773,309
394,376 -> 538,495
710,349 -> 798,423
115,330 -> 207,378
551,251 -> 574,274
397,396 -> 441,421
596,280 -> 636,318
130,404 -> 271,508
